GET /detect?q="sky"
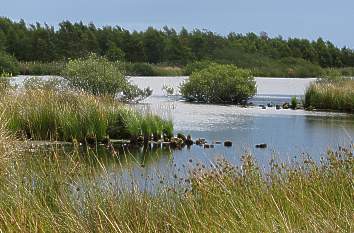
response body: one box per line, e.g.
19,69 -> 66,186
1,0 -> 354,47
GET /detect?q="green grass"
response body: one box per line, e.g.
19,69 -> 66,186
304,79 -> 354,112
0,88 -> 173,143
0,124 -> 352,232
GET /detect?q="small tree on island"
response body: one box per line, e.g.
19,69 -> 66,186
62,53 -> 151,102
180,64 -> 256,104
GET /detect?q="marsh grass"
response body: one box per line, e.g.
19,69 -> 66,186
0,88 -> 173,142
304,79 -> 354,112
0,124 -> 352,232
19,61 -> 66,75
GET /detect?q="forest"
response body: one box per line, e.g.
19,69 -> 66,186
1,17 -> 354,77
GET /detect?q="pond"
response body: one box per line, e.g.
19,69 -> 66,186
12,76 -> 354,192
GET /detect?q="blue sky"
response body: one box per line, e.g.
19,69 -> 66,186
1,0 -> 353,47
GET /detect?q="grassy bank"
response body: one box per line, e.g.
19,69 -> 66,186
0,126 -> 352,232
0,88 -> 173,143
12,60 -> 354,78
17,61 -> 183,77
304,79 -> 354,112
19,61 -> 66,76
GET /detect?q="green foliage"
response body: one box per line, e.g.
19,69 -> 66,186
0,51 -> 19,75
62,53 -> 151,101
106,43 -> 125,61
290,96 -> 298,109
304,79 -> 354,112
181,64 -> 256,104
183,60 -> 217,75
1,17 -> 354,74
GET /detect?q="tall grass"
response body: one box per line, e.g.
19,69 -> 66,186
304,79 -> 354,112
19,61 -> 66,76
0,126 -> 352,232
0,88 -> 173,142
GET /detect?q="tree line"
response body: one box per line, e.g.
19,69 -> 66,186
1,17 -> 354,68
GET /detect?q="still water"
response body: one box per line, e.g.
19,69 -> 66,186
97,76 -> 354,192
131,76 -> 354,161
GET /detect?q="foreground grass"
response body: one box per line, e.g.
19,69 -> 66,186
304,79 -> 354,112
0,88 -> 173,142
0,124 -> 352,232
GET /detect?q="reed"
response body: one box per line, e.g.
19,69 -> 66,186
0,128 -> 352,232
304,79 -> 354,112
19,61 -> 66,75
0,88 -> 172,142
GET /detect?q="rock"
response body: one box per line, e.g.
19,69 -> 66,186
282,102 -> 289,109
170,137 -> 184,148
255,143 -> 267,149
276,105 -> 281,110
185,134 -> 194,146
177,133 -> 187,142
224,140 -> 232,147
195,138 -> 206,145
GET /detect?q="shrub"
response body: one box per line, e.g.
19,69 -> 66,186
290,96 -> 298,109
0,51 -> 19,76
183,60 -> 217,76
62,53 -> 151,101
180,64 -> 256,104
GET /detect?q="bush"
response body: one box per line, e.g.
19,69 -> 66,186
0,51 -> 19,76
62,53 -> 151,101
180,64 -> 256,104
183,60 -> 217,76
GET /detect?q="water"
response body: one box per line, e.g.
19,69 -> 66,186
99,76 -> 354,192
12,75 -> 354,192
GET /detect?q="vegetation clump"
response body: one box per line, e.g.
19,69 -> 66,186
19,61 -> 65,75
181,64 -> 256,104
290,96 -> 298,109
304,76 -> 354,112
182,60 -> 217,76
0,80 -> 172,143
62,54 -> 152,101
0,51 -> 19,76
